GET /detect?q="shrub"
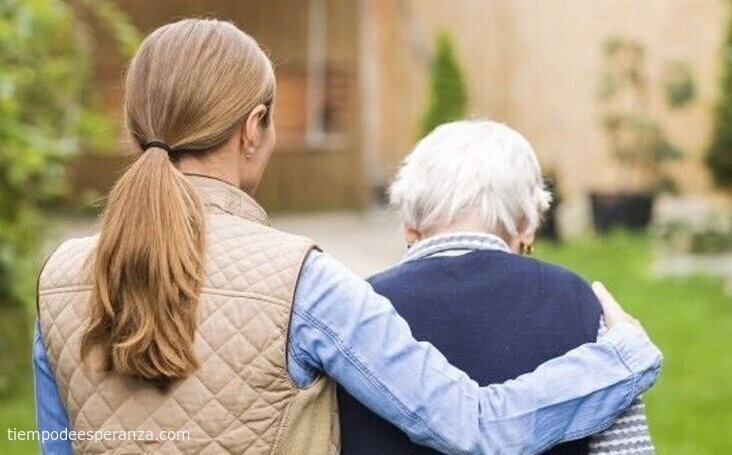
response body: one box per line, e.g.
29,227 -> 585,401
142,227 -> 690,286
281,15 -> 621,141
419,33 -> 469,138
0,0 -> 138,398
707,11 -> 732,189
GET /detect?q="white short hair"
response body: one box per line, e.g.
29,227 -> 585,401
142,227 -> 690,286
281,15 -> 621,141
389,120 -> 552,237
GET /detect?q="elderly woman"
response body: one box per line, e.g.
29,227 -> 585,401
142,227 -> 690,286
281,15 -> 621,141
339,120 -> 655,455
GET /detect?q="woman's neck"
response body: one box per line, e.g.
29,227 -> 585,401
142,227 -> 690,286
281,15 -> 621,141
422,216 -> 492,238
177,147 -> 241,189
420,218 -> 519,254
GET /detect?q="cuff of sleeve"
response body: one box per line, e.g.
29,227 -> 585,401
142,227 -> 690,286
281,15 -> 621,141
601,323 -> 663,390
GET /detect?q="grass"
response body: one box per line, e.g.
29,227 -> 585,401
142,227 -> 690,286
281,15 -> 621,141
0,385 -> 37,454
537,232 -> 732,454
1,232 -> 729,454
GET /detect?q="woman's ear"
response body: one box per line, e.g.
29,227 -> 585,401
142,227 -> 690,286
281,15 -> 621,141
242,104 -> 269,151
404,227 -> 422,247
509,229 -> 536,254
520,231 -> 536,246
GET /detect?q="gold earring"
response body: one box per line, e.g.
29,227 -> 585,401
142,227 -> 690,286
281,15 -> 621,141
520,243 -> 534,256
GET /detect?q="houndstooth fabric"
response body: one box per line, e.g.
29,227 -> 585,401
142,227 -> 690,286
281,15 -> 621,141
37,176 -> 339,454
588,399 -> 654,455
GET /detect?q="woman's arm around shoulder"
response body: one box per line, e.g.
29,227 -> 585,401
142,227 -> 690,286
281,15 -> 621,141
287,250 -> 663,455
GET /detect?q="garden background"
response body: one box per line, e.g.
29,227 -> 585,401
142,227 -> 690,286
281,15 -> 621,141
1,0 -> 730,453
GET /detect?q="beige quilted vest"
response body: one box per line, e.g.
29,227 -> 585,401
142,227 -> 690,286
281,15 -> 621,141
37,175 -> 340,454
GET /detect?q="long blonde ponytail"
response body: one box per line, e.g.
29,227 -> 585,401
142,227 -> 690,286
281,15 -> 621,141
81,19 -> 275,384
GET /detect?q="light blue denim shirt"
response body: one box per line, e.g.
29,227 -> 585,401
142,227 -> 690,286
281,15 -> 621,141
35,249 -> 662,455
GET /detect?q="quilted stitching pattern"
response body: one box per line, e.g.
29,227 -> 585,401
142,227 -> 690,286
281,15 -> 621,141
38,178 -> 339,454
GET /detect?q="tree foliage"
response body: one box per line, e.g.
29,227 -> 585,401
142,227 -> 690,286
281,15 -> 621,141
707,10 -> 732,189
419,33 -> 468,138
0,0 -> 138,397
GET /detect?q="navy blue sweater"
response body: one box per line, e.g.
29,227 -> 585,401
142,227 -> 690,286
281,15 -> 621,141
338,249 -> 602,455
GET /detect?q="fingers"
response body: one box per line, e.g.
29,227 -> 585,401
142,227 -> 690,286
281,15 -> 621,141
592,281 -> 619,309
592,281 -> 621,326
592,281 -> 645,333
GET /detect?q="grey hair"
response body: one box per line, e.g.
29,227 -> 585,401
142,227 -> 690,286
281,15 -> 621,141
389,120 -> 552,238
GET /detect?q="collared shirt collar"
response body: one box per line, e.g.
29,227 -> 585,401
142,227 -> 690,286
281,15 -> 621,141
402,231 -> 512,263
184,173 -> 271,226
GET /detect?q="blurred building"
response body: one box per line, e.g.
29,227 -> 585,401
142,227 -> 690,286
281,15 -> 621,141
80,0 -> 365,211
370,0 -> 729,233
75,0 -> 728,223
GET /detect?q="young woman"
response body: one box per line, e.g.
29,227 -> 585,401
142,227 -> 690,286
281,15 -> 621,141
34,19 -> 661,454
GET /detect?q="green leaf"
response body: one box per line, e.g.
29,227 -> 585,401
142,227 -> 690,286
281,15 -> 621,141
419,33 -> 469,138
0,0 -> 139,395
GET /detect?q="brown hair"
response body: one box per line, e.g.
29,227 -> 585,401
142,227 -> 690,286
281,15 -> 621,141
81,19 -> 275,384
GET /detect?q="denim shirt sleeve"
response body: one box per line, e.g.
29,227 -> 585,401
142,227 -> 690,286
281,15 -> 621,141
288,250 -> 663,455
33,322 -> 72,455
589,321 -> 656,453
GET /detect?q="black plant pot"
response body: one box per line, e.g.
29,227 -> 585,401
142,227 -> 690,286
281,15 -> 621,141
540,205 -> 561,241
539,178 -> 561,242
590,192 -> 655,233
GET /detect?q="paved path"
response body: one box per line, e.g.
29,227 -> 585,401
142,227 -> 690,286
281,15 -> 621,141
274,209 -> 405,277
50,209 -> 406,279
47,209 -> 732,293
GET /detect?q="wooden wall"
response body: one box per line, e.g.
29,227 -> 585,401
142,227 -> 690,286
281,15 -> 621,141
76,0 -> 727,214
500,0 -> 725,198
369,0 -> 507,180
369,0 -> 726,208
75,0 -> 365,212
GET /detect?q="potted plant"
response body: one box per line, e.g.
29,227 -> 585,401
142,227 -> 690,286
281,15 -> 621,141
592,38 -> 693,233
539,172 -> 562,241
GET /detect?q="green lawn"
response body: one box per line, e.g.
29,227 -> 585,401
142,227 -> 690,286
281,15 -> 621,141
1,232 -> 729,454
0,384 -> 37,454
537,233 -> 732,454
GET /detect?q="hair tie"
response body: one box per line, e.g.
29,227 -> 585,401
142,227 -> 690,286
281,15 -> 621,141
143,141 -> 174,154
